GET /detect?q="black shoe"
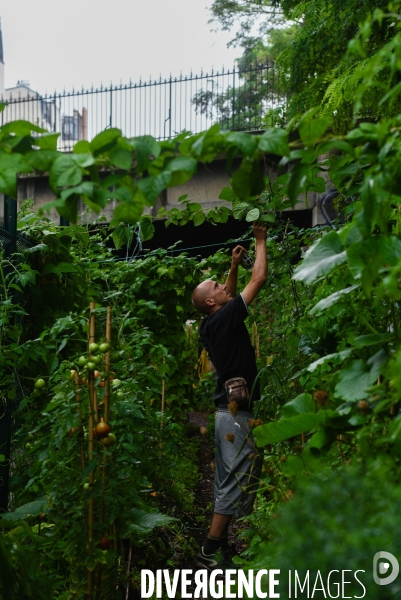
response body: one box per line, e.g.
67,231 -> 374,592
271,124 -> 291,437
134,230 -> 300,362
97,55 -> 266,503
194,547 -> 224,572
221,541 -> 239,563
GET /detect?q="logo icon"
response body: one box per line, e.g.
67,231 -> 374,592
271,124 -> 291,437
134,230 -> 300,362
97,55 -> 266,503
373,552 -> 399,586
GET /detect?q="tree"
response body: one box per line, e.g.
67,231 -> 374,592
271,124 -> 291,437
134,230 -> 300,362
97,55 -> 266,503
208,0 -> 401,128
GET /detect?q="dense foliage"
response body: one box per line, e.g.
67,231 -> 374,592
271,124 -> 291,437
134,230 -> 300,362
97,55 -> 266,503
2,7 -> 401,597
209,0 -> 401,128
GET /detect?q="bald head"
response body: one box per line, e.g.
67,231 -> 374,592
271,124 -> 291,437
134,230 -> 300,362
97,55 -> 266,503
192,280 -> 214,315
192,279 -> 233,315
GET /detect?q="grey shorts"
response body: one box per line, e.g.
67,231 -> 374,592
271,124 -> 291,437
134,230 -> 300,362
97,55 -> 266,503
214,409 -> 262,517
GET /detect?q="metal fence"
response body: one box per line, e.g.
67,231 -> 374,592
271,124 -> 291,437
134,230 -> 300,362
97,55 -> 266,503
1,63 -> 285,151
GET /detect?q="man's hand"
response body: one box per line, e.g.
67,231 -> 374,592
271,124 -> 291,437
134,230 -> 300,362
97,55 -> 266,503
253,222 -> 267,241
231,245 -> 246,268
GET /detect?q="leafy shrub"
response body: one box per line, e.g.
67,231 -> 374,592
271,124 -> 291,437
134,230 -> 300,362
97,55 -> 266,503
244,467 -> 401,599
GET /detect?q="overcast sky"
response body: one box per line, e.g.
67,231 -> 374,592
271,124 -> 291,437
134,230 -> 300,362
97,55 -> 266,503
1,0 -> 240,94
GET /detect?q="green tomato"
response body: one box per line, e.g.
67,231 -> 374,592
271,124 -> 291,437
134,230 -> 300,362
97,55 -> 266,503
25,442 -> 32,450
83,483 -> 90,490
34,378 -> 46,390
116,391 -> 124,399
100,433 -> 117,447
99,343 -> 110,353
89,343 -> 99,353
111,379 -> 122,389
86,362 -> 96,372
78,356 -> 88,367
92,355 -> 102,365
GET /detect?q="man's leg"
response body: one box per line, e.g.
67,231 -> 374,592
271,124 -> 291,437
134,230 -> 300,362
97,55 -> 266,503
208,512 -> 231,538
202,512 -> 232,556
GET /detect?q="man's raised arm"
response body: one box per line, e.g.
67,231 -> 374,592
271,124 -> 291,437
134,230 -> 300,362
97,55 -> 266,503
225,245 -> 246,296
241,223 -> 267,306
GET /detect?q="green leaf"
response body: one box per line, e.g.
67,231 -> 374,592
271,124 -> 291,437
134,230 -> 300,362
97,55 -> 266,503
347,236 -> 401,294
293,231 -> 346,284
193,211 -> 206,226
299,118 -> 330,145
261,213 -> 276,223
126,508 -> 175,534
164,156 -> 197,187
245,208 -> 260,222
1,120 -> 46,135
281,394 -> 315,418
130,135 -> 161,172
58,262 -> 76,273
225,132 -> 257,156
280,447 -> 325,476
188,202 -> 202,212
49,155 -> 82,190
351,333 -> 392,348
309,285 -> 360,314
113,201 -> 144,224
0,497 -> 48,522
109,147 -> 132,171
24,243 -> 49,253
139,217 -> 155,241
137,172 -> 172,204
73,140 -> 92,154
317,139 -> 355,156
254,412 -> 327,446
72,153 -> 95,168
219,187 -> 237,202
307,349 -> 352,372
35,132 -> 60,150
232,202 -> 251,220
25,150 -> 58,171
287,163 -> 310,205
231,158 -> 265,199
335,350 -> 387,401
90,128 -> 121,155
309,427 -> 337,456
212,208 -> 230,223
258,128 -> 289,156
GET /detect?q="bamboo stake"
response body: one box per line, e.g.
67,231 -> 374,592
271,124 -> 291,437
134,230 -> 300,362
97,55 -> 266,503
125,543 -> 133,600
74,371 -> 86,470
100,306 -> 112,525
251,322 -> 256,347
160,356 -> 166,429
104,306 -> 112,424
87,301 -> 96,599
338,435 -> 345,468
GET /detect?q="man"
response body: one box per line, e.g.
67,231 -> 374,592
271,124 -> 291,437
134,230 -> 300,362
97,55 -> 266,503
192,222 -> 267,571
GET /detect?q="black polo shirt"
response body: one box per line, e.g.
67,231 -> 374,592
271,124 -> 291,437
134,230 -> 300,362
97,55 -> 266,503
199,293 -> 260,407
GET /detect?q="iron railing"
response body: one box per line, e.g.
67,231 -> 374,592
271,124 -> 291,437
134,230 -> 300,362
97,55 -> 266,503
1,63 -> 285,151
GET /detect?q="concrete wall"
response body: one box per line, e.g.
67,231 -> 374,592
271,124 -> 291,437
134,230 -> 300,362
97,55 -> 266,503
5,157 -> 332,227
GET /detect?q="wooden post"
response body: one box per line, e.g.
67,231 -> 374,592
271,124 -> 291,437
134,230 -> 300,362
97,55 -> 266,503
104,306 -> 112,424
87,301 -> 96,599
74,371 -> 86,470
160,356 -> 166,429
100,306 -> 112,525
